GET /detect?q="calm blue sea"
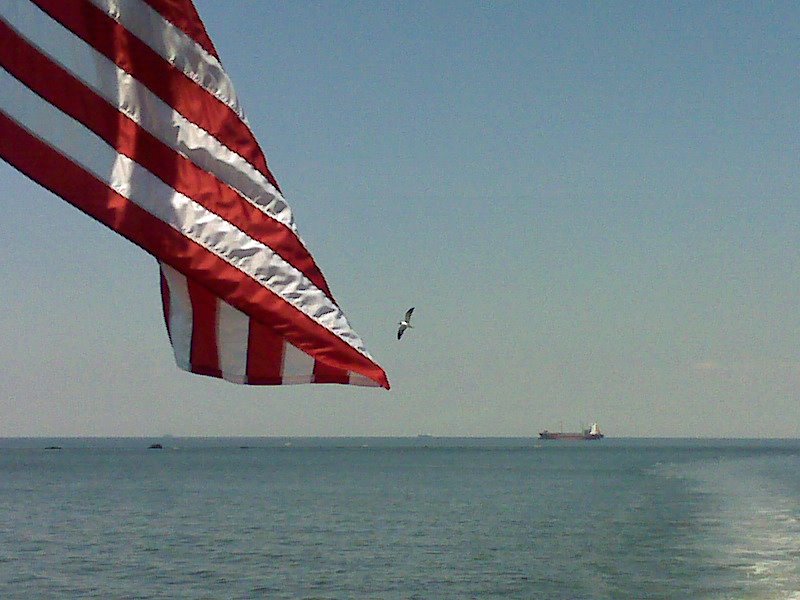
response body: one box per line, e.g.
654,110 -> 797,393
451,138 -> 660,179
1,437 -> 799,599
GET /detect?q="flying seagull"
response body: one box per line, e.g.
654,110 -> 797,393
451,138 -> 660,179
397,307 -> 415,340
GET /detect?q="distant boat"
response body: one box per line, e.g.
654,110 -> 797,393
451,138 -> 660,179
147,443 -> 164,449
539,422 -> 604,441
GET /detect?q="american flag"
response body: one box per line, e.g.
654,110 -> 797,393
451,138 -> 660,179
0,0 -> 389,389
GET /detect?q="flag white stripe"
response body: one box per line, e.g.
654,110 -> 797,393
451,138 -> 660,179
161,263 -> 193,371
348,372 -> 380,387
0,69 -> 374,360
216,299 -> 250,383
282,342 -> 315,384
0,3 -> 295,230
86,0 -> 244,120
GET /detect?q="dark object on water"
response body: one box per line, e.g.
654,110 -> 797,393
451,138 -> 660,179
148,443 -> 164,449
539,422 -> 604,441
44,446 -> 62,450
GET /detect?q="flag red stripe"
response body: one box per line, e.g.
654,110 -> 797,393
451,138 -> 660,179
30,0 -> 281,192
313,360 -> 352,385
246,320 -> 285,384
0,22 -> 332,297
0,112 -> 390,388
141,0 -> 220,60
187,280 -> 221,378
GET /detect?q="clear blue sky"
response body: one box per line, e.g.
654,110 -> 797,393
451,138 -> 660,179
1,1 -> 798,437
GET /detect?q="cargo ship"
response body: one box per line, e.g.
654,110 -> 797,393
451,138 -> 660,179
539,422 -> 604,441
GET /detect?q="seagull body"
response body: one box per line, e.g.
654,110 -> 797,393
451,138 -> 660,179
397,307 -> 415,339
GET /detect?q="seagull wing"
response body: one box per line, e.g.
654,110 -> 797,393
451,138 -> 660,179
397,324 -> 407,339
404,307 -> 415,323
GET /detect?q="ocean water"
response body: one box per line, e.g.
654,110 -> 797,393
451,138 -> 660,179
1,438 -> 799,599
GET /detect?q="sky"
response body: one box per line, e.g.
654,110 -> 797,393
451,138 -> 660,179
1,1 -> 799,438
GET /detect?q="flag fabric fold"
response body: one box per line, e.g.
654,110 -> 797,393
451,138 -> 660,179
0,0 -> 389,389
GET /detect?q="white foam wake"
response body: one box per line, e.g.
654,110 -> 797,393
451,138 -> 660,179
668,454 -> 800,599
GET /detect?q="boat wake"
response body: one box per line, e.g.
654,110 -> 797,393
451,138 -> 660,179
660,454 -> 800,599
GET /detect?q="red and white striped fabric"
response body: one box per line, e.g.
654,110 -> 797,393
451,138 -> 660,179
0,0 -> 389,388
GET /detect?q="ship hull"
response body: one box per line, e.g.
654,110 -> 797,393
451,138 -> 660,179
538,432 -> 604,440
